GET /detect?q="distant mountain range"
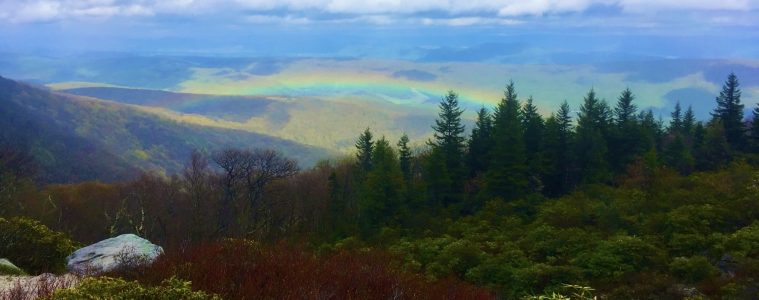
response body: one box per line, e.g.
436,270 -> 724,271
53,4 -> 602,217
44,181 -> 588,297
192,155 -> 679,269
1,54 -> 758,160
0,76 -> 332,183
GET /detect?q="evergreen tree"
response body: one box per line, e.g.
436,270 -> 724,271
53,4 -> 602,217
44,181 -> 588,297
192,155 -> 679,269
614,88 -> 637,125
485,81 -> 528,200
466,107 -> 493,178
355,128 -> 374,174
542,101 -> 574,196
664,134 -> 694,174
428,91 -> 466,206
752,104 -> 759,152
522,96 -> 545,192
669,101 -> 683,133
698,120 -> 731,170
692,122 -> 707,170
639,110 -> 663,154
575,89 -> 611,184
713,73 -> 746,150
359,138 -> 406,234
397,134 -> 412,182
610,88 -> 642,172
682,106 -> 696,136
327,171 -> 348,236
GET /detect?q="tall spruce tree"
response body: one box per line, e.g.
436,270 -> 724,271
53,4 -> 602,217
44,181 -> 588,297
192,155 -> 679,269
713,73 -> 746,150
683,106 -> 696,136
485,81 -> 528,200
752,104 -> 759,151
428,91 -> 466,206
614,88 -> 637,125
355,128 -> 374,174
610,88 -> 641,172
575,89 -> 611,184
466,107 -> 493,178
542,101 -> 575,196
670,102 -> 683,133
522,96 -> 545,192
360,137 -> 406,234
398,134 -> 412,182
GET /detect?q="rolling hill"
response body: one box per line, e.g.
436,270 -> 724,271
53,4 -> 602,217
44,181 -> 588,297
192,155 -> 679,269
0,76 -> 331,183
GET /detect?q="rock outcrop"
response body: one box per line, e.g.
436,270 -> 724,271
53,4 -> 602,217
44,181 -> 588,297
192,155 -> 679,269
66,234 -> 163,274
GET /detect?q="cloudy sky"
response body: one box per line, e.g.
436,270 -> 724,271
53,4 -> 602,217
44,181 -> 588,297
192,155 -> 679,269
0,0 -> 757,60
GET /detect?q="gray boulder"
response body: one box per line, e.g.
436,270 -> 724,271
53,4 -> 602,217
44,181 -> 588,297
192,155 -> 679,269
0,258 -> 24,275
66,234 -> 163,274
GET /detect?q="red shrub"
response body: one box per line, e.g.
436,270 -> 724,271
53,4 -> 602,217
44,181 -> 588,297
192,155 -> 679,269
117,240 -> 493,299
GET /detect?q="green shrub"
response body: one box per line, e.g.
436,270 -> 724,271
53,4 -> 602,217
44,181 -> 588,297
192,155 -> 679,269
0,262 -> 26,275
669,256 -> 719,283
44,276 -> 220,300
0,217 -> 79,274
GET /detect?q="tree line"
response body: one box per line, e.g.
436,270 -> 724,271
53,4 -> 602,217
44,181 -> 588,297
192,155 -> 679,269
334,72 -> 759,237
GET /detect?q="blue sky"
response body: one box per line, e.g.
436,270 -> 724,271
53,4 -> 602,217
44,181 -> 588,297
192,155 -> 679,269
0,0 -> 758,61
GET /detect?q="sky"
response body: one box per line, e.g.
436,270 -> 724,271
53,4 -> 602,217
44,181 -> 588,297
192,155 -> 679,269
0,0 -> 758,60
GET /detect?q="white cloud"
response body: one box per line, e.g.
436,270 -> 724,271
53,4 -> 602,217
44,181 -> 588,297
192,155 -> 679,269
421,17 -> 523,26
0,0 -> 756,24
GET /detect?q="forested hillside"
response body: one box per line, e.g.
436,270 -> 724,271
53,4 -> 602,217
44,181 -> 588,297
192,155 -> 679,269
2,73 -> 759,299
0,76 -> 331,183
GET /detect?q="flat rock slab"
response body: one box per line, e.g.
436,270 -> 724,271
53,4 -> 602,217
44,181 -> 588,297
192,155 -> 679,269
67,234 -> 163,274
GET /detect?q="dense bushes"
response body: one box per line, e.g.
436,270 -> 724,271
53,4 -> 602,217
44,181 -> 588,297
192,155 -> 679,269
378,163 -> 759,298
0,217 -> 78,274
44,277 -> 219,300
113,240 -> 493,300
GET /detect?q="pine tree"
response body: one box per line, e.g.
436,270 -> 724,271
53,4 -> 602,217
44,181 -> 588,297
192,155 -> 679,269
522,96 -> 545,192
614,88 -> 637,125
713,72 -> 746,150
682,106 -> 696,136
698,120 -> 731,170
485,81 -> 528,200
360,137 -> 406,234
397,134 -> 412,182
575,89 -> 611,184
542,101 -> 574,196
466,107 -> 493,178
664,134 -> 694,174
428,91 -> 466,206
355,128 -> 374,174
752,104 -> 759,152
669,101 -> 683,133
610,88 -> 641,172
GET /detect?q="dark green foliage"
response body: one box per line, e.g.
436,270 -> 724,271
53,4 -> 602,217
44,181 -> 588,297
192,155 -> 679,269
698,120 -> 731,170
713,72 -> 746,151
466,107 -> 493,179
486,81 -> 528,200
669,256 -> 719,283
355,128 -> 374,175
610,88 -> 643,173
359,138 -> 406,234
751,104 -> 759,151
670,101 -> 683,133
664,133 -> 694,174
398,134 -> 412,182
428,91 -> 467,207
683,105 -> 696,136
0,217 -> 79,274
383,162 -> 759,298
542,102 -> 574,196
522,96 -> 545,192
575,89 -> 611,184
